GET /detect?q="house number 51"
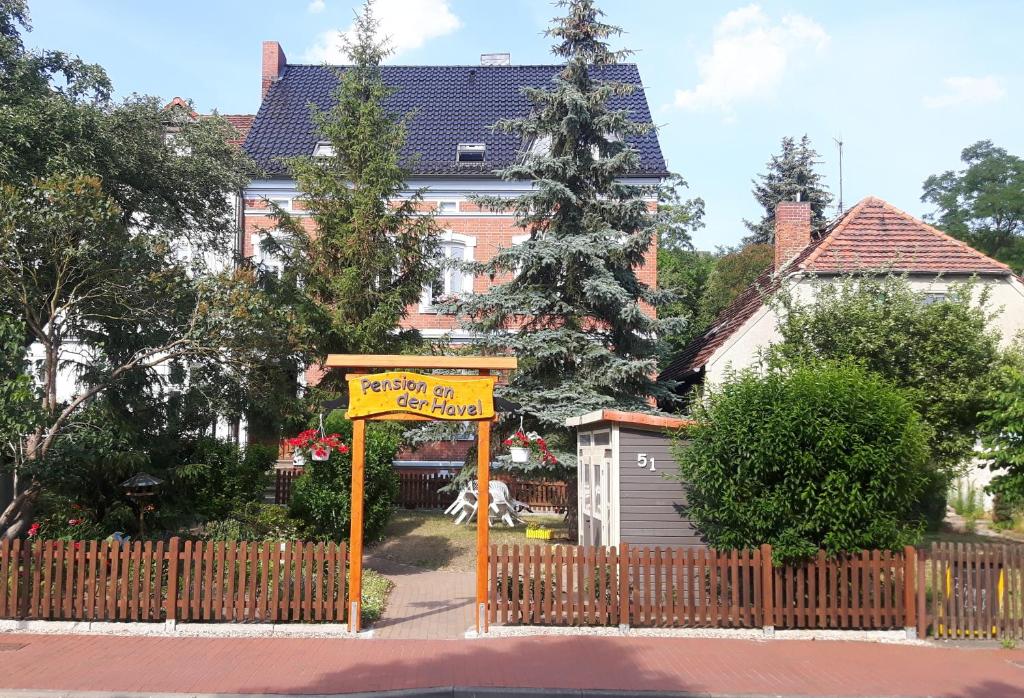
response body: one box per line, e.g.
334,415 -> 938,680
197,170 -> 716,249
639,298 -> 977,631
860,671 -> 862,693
637,453 -> 655,471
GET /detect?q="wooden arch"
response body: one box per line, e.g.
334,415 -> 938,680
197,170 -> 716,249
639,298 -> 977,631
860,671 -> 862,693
325,354 -> 518,633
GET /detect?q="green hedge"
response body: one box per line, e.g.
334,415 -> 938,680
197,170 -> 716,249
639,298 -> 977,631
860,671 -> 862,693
675,362 -> 929,563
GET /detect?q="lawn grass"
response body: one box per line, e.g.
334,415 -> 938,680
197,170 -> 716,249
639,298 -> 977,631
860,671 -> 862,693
368,509 -> 569,572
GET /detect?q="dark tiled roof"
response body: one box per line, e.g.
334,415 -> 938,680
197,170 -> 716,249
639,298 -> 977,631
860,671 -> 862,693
222,114 -> 255,148
243,64 -> 668,177
659,196 -> 1013,382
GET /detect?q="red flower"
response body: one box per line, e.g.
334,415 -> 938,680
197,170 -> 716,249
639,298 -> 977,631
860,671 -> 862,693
68,518 -> 82,526
27,523 -> 40,538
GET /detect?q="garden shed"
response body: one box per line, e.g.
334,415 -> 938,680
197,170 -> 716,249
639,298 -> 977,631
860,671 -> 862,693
565,410 -> 703,548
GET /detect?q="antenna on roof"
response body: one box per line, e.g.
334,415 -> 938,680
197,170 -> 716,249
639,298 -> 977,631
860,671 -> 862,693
833,135 -> 844,215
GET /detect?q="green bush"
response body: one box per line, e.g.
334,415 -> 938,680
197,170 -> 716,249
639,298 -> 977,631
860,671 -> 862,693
201,502 -> 307,541
675,362 -> 930,564
175,439 -> 275,520
771,275 -> 1001,519
289,410 -> 400,541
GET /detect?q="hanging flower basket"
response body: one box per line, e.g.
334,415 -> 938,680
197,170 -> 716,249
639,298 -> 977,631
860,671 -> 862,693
286,429 -> 349,463
503,430 -> 558,465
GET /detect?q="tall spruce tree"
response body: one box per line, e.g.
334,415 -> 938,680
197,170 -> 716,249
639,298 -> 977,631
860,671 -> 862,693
270,0 -> 440,392
743,135 -> 833,244
453,0 -> 674,479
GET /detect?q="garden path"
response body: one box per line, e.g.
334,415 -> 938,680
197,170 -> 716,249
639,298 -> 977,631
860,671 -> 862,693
365,553 -> 476,639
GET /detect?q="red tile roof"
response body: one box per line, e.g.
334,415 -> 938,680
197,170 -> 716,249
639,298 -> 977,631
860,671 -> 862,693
660,196 -> 1012,381
799,197 -> 1011,275
222,114 -> 255,148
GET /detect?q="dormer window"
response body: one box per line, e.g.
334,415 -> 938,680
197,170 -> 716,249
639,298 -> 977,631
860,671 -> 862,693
456,143 -> 486,163
313,141 -> 335,157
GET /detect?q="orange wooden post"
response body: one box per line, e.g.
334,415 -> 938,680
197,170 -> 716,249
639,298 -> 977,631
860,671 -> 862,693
476,414 -> 492,634
348,417 -> 367,633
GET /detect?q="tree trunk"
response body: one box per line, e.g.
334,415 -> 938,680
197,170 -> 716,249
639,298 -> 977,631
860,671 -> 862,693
0,482 -> 40,541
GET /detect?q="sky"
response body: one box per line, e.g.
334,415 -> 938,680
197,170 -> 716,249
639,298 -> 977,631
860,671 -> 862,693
24,0 -> 1024,250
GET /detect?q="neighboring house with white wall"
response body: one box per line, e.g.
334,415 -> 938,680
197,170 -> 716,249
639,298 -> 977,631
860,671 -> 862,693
660,196 -> 1024,508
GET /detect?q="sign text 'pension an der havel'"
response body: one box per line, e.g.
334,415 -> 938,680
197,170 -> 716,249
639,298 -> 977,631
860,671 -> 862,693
346,371 -> 495,420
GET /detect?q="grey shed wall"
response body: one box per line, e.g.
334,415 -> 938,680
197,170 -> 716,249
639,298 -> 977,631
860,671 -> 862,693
617,426 -> 703,547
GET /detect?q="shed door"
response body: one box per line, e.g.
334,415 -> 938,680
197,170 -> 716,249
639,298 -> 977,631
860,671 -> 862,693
579,430 -> 611,546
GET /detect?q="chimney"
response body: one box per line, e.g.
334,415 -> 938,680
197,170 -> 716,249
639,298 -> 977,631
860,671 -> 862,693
262,41 -> 287,100
774,200 -> 812,271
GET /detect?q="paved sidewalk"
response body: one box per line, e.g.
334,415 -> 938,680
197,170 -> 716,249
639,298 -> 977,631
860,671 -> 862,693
365,555 -> 475,639
0,633 -> 1022,696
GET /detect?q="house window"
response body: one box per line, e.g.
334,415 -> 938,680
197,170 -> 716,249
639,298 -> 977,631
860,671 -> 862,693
922,292 -> 947,306
313,141 -> 335,157
456,143 -> 486,163
421,234 -> 476,312
252,232 -> 285,277
437,201 -> 458,215
266,197 -> 291,211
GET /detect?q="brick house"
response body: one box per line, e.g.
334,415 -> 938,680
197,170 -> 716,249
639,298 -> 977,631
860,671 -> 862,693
239,42 -> 669,468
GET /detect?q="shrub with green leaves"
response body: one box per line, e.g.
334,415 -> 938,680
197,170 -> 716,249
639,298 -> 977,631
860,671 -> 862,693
201,503 -> 308,541
675,362 -> 930,563
289,410 -> 399,541
175,439 -> 275,520
980,342 -> 1024,504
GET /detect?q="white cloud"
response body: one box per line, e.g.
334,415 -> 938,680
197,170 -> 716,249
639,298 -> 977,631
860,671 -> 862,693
671,4 -> 828,115
923,76 -> 1007,109
303,0 -> 461,63
308,0 -> 326,13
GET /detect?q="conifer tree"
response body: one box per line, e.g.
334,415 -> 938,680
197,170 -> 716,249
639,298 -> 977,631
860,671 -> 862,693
743,135 -> 833,244
271,0 -> 440,391
454,0 -> 675,477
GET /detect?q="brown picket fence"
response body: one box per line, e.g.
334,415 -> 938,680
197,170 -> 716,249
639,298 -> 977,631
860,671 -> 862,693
398,472 -> 458,510
770,549 -> 913,629
489,543 -> 918,630
274,468 -> 303,505
925,542 -> 1024,641
396,472 -> 569,512
0,538 -> 347,623
489,544 -> 764,627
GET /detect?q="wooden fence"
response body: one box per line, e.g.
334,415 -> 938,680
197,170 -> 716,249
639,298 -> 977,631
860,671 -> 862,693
926,542 -> 1024,641
396,472 -> 569,512
489,543 -> 917,630
274,468 -> 303,505
0,538 -> 348,623
770,549 -> 913,630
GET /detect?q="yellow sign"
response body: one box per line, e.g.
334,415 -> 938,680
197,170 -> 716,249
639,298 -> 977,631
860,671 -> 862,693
346,371 -> 495,421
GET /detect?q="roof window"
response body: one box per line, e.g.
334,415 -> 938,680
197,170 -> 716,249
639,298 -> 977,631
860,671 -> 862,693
456,143 -> 486,163
313,141 -> 335,157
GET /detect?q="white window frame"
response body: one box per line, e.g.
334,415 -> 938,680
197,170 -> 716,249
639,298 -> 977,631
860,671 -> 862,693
313,141 -> 335,157
420,231 -> 477,313
251,230 -> 285,277
265,196 -> 292,212
436,200 -> 459,215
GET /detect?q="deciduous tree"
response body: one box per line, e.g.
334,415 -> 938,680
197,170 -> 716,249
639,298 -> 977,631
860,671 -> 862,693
922,140 -> 1024,273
